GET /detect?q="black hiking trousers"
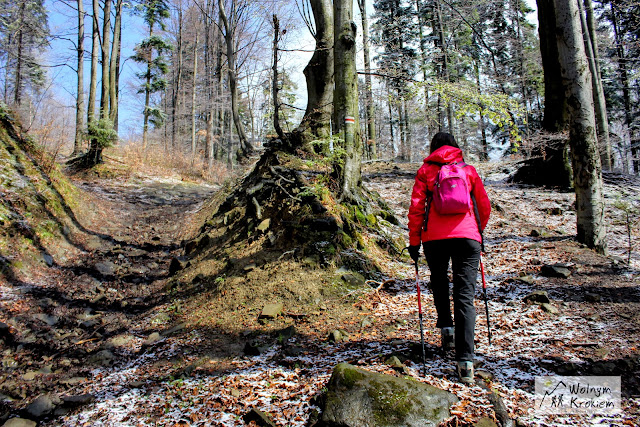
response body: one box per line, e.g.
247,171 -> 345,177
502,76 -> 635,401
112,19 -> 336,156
423,238 -> 481,362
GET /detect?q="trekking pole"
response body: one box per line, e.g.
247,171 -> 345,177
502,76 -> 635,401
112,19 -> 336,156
415,261 -> 427,376
479,254 -> 492,346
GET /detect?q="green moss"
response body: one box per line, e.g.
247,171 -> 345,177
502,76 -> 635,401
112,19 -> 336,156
338,231 -> 353,248
368,381 -> 414,425
366,214 -> 377,226
36,220 -> 59,240
339,364 -> 366,388
352,206 -> 365,224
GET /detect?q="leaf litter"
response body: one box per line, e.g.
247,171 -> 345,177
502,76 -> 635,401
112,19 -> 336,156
23,162 -> 640,426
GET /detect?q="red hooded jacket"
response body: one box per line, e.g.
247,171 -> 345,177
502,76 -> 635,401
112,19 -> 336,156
408,146 -> 491,246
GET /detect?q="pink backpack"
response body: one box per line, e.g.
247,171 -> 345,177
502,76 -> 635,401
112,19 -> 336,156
431,162 -> 471,215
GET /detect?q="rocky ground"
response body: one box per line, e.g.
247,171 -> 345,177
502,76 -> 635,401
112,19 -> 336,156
1,159 -> 639,426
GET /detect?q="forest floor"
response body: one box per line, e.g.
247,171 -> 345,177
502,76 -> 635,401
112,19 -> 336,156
1,158 -> 640,426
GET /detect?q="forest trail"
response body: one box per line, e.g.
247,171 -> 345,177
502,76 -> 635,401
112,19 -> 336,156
2,162 -> 640,426
0,174 -> 219,422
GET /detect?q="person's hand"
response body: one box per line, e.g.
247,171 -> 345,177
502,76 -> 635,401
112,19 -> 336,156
408,245 -> 420,263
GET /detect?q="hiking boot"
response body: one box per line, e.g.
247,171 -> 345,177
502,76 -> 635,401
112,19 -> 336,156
441,327 -> 455,351
457,361 -> 474,384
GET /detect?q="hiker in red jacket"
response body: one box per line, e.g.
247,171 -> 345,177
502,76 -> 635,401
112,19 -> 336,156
407,132 -> 491,384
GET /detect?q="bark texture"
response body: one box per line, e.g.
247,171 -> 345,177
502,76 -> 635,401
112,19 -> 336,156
218,0 -> 253,160
334,0 -> 362,203
580,0 -> 611,170
358,0 -> 376,159
294,0 -> 334,151
511,0 -> 572,187
109,0 -> 123,128
73,0 -> 85,156
554,0 -> 607,253
87,0 -> 100,125
100,0 -> 112,119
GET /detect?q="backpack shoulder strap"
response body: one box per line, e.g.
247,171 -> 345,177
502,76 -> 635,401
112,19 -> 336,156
470,193 -> 485,253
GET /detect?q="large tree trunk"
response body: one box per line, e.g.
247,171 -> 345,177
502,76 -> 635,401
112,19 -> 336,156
334,0 -> 362,203
218,0 -> 253,161
88,0 -> 100,125
579,0 -> 611,170
358,0 -> 376,158
554,0 -> 607,253
511,0 -> 572,187
73,0 -> 85,156
109,0 -> 123,130
100,0 -> 112,120
294,0 -> 334,151
538,0 -> 569,132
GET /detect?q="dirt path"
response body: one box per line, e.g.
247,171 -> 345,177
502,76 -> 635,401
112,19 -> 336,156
3,163 -> 640,426
1,176 -> 218,423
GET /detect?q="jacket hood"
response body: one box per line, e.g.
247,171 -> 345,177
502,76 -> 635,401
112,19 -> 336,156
424,145 -> 464,164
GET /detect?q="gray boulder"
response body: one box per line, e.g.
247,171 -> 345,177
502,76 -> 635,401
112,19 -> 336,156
321,363 -> 458,427
540,264 -> 571,278
523,290 -> 550,304
3,419 -> 37,427
25,395 -> 59,419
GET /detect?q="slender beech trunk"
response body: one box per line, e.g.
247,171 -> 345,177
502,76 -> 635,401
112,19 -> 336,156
514,0 -> 530,138
397,98 -> 406,160
203,1 -> 212,166
74,0 -> 85,156
334,0 -> 362,203
100,0 -> 112,119
218,0 -> 252,160
610,2 -> 637,173
13,2 -> 26,106
579,0 -> 611,170
415,0 -> 432,134
88,0 -> 100,125
295,0 -> 334,150
191,34 -> 198,162
357,0 -> 376,158
434,0 -> 453,131
215,16 -> 224,161
553,0 -> 607,253
3,36 -> 10,102
172,5 -> 183,149
142,25 -> 153,150
475,58 -> 488,160
109,0 -> 123,130
387,85 -> 395,153
272,15 -> 284,140
404,97 -> 411,161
